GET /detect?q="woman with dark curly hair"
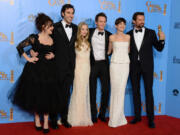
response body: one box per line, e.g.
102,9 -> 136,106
9,13 -> 62,133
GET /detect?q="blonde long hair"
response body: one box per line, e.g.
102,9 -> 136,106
75,22 -> 90,51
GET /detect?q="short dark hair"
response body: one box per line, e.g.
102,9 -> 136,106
95,12 -> 107,22
61,4 -> 75,18
115,17 -> 126,25
35,13 -> 53,32
132,12 -> 144,21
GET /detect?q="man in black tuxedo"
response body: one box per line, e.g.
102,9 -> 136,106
127,12 -> 165,128
89,12 -> 111,123
50,4 -> 77,129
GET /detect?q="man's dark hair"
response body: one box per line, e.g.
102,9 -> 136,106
132,12 -> 144,21
95,12 -> 107,22
61,4 -> 75,18
115,17 -> 126,25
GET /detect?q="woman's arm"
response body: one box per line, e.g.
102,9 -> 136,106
16,34 -> 38,63
107,35 -> 113,55
127,35 -> 130,53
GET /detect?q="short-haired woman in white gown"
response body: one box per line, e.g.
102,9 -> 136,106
107,18 -> 130,127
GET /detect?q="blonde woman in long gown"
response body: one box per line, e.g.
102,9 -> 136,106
107,18 -> 130,128
67,22 -> 93,127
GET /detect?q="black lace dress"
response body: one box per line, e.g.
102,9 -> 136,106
11,34 -> 62,114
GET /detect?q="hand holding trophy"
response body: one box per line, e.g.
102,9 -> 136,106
158,25 -> 165,40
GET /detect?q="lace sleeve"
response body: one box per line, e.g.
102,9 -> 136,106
16,34 -> 36,56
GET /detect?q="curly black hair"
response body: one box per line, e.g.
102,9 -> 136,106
35,13 -> 53,32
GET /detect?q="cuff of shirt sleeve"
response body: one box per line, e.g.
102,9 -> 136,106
159,40 -> 165,44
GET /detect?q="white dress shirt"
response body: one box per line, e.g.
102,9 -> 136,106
91,29 -> 105,61
61,20 -> 72,41
133,27 -> 145,60
133,27 -> 145,51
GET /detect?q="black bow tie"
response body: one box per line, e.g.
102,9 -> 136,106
98,32 -> 104,36
135,29 -> 142,33
65,24 -> 72,28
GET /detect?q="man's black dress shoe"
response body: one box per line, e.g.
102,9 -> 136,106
148,121 -> 155,128
98,115 -> 107,122
61,120 -> 72,128
130,118 -> 141,124
92,118 -> 97,123
50,122 -> 59,129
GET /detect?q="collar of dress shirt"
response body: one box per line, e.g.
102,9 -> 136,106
134,27 -> 145,33
95,28 -> 105,34
62,19 -> 72,29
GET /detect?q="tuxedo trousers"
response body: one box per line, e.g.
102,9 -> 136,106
130,61 -> 154,121
50,70 -> 73,123
90,60 -> 110,120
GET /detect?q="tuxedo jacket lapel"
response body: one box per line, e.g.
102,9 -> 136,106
90,29 -> 95,42
105,31 -> 109,53
57,21 -> 70,44
69,25 -> 76,45
90,29 -> 108,53
139,28 -> 148,52
105,31 -> 108,45
90,28 -> 96,54
131,31 -> 139,52
131,28 -> 148,52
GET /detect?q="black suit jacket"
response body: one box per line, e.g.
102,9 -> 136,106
89,28 -> 111,66
127,28 -> 165,71
52,20 -> 77,82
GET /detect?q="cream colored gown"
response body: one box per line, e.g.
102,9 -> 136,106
108,41 -> 130,127
68,42 -> 93,127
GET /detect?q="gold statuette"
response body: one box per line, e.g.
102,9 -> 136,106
10,32 -> 14,45
10,70 -> 14,83
158,25 -> 162,37
9,108 -> 14,121
118,0 -> 121,13
163,4 -> 167,16
160,70 -> 163,82
158,103 -> 162,114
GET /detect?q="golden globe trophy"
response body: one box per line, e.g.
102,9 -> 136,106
158,25 -> 162,38
118,0 -> 121,13
160,70 -> 163,82
10,0 -> 14,6
9,108 -> 14,121
158,103 -> 162,114
10,70 -> 14,83
163,4 -> 167,16
10,32 -> 14,45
